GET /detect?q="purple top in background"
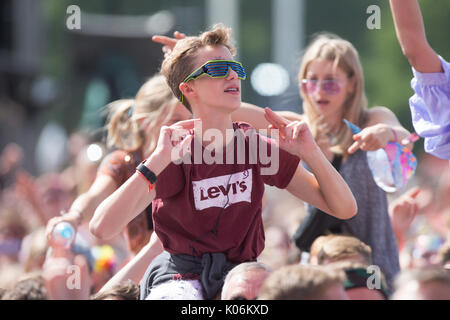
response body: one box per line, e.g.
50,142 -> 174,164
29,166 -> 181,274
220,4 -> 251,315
409,55 -> 450,160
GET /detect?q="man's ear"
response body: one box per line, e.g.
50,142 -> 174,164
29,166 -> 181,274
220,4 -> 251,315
179,82 -> 195,100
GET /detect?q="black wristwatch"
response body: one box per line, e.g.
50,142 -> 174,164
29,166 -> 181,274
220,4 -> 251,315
136,161 -> 158,185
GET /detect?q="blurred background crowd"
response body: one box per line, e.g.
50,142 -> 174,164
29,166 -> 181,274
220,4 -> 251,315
0,0 -> 449,300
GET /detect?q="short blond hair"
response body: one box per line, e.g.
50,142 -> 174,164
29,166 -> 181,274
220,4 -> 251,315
160,23 -> 237,111
91,280 -> 139,300
258,264 -> 346,300
392,268 -> 450,299
310,234 -> 338,258
317,235 -> 372,265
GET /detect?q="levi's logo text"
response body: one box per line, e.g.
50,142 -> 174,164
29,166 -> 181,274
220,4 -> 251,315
192,169 -> 252,211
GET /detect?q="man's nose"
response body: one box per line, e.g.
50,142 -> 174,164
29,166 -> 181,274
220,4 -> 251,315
226,67 -> 238,80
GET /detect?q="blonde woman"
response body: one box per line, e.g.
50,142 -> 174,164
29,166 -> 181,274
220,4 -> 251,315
298,34 -> 413,158
239,34 -> 414,290
293,34 -> 413,290
45,74 -> 192,257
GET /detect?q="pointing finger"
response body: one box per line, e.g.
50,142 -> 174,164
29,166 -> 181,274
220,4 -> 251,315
152,35 -> 178,47
264,107 -> 290,129
347,140 -> 362,154
173,31 -> 186,39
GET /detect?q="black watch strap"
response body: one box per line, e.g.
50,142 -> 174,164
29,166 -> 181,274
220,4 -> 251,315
136,162 -> 157,184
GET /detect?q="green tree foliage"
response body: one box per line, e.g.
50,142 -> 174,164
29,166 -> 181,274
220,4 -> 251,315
41,0 -> 449,147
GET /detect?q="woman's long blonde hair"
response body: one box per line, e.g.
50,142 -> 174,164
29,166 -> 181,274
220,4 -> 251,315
298,33 -> 369,155
105,74 -> 178,153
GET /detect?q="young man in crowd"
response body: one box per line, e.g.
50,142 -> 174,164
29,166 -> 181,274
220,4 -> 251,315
90,24 -> 357,299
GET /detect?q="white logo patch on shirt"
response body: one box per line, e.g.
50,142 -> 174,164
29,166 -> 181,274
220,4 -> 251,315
192,169 -> 253,211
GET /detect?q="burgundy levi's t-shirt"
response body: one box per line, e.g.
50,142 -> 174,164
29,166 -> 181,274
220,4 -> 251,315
152,122 -> 300,263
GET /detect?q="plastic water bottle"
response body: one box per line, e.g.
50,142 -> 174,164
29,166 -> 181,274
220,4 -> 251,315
343,119 -> 398,192
52,222 -> 75,250
366,148 -> 397,192
300,251 -> 311,265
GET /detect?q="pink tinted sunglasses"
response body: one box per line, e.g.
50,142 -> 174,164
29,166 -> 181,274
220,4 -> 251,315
300,78 -> 345,95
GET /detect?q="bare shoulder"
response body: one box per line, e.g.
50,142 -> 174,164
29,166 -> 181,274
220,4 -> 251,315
364,106 -> 399,127
367,106 -> 396,118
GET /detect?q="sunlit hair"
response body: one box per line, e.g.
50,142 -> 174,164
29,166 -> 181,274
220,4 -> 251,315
298,33 -> 369,155
221,262 -> 272,300
145,280 -> 204,300
106,74 -> 178,152
310,234 -> 338,262
258,264 -> 346,300
316,235 -> 372,265
161,23 -> 237,111
91,280 -> 139,300
391,268 -> 450,300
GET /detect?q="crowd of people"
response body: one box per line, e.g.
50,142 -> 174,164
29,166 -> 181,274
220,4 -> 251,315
0,0 -> 449,301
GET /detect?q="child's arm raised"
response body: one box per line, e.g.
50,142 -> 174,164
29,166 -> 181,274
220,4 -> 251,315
89,120 -> 196,240
389,0 -> 442,73
264,108 -> 357,220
